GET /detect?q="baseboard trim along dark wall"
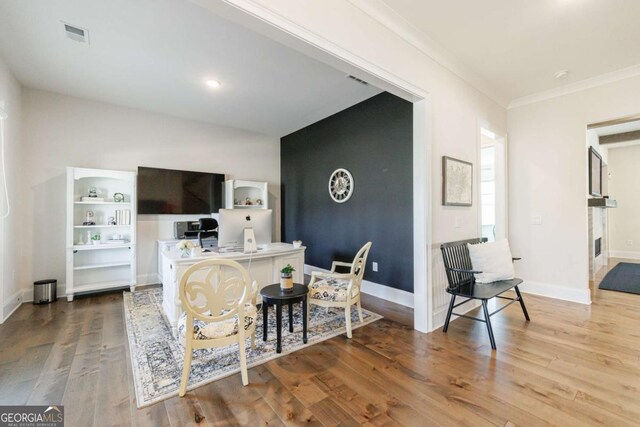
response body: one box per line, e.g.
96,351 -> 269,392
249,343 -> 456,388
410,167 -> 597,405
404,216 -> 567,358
281,92 -> 414,292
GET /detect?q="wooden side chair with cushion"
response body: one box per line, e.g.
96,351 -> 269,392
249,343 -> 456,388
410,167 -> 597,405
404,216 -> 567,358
307,242 -> 372,338
177,259 -> 258,396
440,238 -> 530,350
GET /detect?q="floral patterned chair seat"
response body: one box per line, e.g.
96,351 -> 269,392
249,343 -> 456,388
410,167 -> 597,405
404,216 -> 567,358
178,259 -> 258,396
177,304 -> 257,341
309,278 -> 358,302
307,242 -> 372,339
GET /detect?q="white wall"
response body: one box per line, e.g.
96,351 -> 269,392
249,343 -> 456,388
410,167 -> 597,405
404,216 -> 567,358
608,144 -> 640,259
21,88 -> 280,296
508,74 -> 640,304
0,55 -> 23,322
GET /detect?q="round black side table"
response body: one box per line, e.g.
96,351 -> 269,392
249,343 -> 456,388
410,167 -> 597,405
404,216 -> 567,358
260,283 -> 308,353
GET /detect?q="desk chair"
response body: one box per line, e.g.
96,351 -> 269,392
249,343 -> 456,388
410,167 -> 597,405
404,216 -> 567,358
198,217 -> 218,250
178,259 -> 257,395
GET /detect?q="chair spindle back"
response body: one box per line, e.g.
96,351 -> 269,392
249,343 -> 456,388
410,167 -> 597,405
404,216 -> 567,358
440,238 -> 487,290
351,242 -> 372,280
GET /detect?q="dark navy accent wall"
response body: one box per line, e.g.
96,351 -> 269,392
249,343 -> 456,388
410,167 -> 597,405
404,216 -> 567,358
281,92 -> 413,292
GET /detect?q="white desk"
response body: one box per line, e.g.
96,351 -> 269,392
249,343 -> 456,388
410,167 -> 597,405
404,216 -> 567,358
159,242 -> 305,334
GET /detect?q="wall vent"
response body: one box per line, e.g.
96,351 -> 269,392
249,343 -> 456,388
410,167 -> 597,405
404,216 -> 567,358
63,23 -> 89,44
347,75 -> 369,86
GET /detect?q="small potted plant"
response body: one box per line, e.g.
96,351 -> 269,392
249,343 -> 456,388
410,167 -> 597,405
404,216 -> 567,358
176,239 -> 197,258
280,264 -> 295,292
91,233 -> 101,245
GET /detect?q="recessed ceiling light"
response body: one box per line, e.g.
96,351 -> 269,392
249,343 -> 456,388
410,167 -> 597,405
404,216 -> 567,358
554,70 -> 569,80
205,79 -> 220,89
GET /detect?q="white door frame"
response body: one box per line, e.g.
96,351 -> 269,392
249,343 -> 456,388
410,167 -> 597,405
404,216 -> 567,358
199,0 -> 434,332
477,123 -> 509,242
0,107 -> 5,323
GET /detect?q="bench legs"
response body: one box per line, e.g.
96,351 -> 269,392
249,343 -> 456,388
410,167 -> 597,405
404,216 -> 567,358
481,300 -> 497,350
443,295 -> 456,333
444,288 -> 528,350
514,285 -> 530,321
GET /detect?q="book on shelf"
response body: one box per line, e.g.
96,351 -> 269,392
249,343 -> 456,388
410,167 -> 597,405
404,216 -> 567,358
115,209 -> 131,225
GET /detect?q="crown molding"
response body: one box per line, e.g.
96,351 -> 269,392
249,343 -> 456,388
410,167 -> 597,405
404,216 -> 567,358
509,64 -> 640,109
346,0 -> 509,108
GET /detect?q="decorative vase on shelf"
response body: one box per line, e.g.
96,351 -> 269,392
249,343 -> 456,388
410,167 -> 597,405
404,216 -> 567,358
180,248 -> 190,258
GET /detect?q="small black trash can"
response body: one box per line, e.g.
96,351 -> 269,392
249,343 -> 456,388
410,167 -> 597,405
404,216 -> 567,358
34,279 -> 57,304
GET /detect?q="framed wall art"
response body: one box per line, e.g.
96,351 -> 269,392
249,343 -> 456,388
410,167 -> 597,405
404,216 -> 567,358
443,156 -> 473,206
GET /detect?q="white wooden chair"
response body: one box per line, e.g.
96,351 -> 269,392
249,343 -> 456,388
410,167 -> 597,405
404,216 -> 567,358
307,242 -> 372,338
177,259 -> 257,396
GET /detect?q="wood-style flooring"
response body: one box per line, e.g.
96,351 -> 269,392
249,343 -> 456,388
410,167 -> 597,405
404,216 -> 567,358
1,259 -> 639,426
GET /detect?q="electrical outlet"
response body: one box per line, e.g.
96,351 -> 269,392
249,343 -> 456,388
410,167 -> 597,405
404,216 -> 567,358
372,262 -> 378,272
627,239 -> 633,246
454,216 -> 461,228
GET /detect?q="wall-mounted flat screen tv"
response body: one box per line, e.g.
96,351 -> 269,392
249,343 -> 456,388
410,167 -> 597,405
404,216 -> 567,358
137,167 -> 225,214
588,147 -> 602,197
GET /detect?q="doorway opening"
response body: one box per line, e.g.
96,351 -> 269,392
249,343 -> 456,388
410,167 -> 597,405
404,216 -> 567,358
479,127 -> 507,242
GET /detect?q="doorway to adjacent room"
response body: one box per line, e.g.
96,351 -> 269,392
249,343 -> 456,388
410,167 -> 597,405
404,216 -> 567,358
479,127 -> 507,242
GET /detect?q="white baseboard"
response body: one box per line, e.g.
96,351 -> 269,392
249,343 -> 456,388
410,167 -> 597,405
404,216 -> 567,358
4,276 -> 158,323
608,250 -> 640,260
432,299 -> 481,331
361,280 -> 414,308
2,290 -> 24,323
520,280 -> 591,305
304,264 -> 414,308
137,273 -> 160,286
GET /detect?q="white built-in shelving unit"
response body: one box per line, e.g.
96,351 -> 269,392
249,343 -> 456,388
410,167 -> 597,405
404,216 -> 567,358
66,167 -> 137,301
224,179 -> 268,209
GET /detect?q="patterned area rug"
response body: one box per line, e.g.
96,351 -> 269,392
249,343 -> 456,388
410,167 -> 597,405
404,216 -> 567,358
123,288 -> 382,408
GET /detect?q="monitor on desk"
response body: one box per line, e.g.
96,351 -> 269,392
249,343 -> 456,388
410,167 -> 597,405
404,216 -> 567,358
218,209 -> 272,248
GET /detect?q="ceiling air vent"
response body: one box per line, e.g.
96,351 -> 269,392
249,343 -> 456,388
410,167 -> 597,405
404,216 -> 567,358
347,75 -> 369,86
63,23 -> 89,44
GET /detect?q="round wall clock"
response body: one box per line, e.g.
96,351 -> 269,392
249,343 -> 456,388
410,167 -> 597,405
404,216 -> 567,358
328,168 -> 354,203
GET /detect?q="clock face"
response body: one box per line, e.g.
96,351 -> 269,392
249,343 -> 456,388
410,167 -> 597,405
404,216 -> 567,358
328,168 -> 354,203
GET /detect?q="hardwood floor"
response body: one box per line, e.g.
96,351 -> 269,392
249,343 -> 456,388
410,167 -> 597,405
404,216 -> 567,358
1,263 -> 639,426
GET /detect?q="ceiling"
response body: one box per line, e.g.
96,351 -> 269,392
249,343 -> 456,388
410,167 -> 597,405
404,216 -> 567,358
0,0 -> 381,136
380,0 -> 640,103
